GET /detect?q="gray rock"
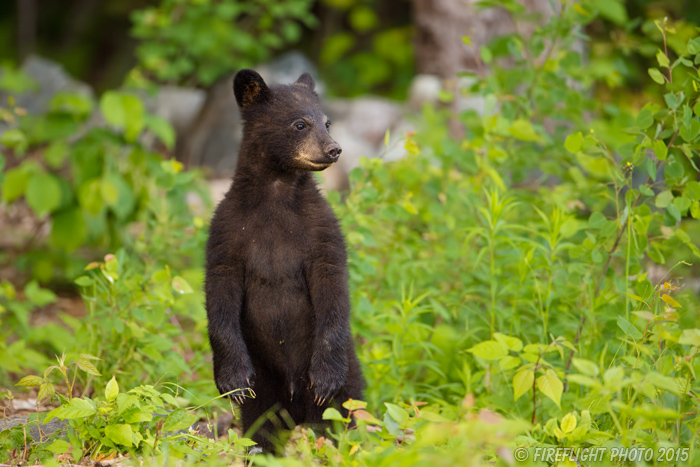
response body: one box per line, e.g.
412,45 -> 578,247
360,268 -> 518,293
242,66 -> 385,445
1,415 -> 67,441
175,74 -> 242,172
257,51 -> 324,95
408,74 -> 442,110
7,55 -> 93,115
325,97 -> 404,175
151,86 -> 207,135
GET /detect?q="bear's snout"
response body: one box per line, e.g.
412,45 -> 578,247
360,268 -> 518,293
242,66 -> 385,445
326,145 -> 342,161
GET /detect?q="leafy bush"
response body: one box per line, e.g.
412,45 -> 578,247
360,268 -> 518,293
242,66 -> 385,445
319,0 -> 413,98
130,0 -> 317,86
0,89 -> 209,283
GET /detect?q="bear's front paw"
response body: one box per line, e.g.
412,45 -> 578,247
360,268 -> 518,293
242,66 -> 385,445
215,366 -> 255,405
309,362 -> 347,406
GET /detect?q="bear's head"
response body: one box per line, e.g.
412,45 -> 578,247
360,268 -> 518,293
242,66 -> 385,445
233,69 -> 341,172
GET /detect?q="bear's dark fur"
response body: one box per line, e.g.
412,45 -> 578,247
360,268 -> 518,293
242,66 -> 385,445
205,69 -> 364,452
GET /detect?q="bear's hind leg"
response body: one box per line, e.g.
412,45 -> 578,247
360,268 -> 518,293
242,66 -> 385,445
241,385 -> 295,454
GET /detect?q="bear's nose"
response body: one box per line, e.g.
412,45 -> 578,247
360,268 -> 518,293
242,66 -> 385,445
327,146 -> 342,160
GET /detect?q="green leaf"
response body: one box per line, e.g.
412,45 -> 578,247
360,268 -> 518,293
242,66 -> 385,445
2,164 -> 32,203
322,407 -> 350,422
673,196 -> 691,214
16,375 -> 43,387
144,114 -> 176,150
468,340 -> 508,360
384,403 -> 409,425
652,139 -> 667,160
24,280 -> 57,307
44,398 -> 95,423
656,50 -> 670,68
572,358 -> 599,377
592,0 -> 627,24
50,208 -> 86,252
480,46 -> 493,64
105,376 -> 118,400
564,132 -> 583,153
498,356 -> 521,370
320,33 -> 354,64
636,107 -> 655,129
404,139 -> 419,155
77,179 -> 103,215
161,393 -> 178,407
616,315 -> 643,339
74,360 -> 99,379
105,424 -> 133,447
100,179 -> 119,206
172,276 -> 193,295
639,185 -> 654,196
661,294 -> 682,308
648,68 -> 665,85
342,399 -> 367,411
103,173 -> 135,220
494,333 -> 523,352
38,383 -> 55,401
46,439 -> 71,454
508,119 -> 540,142
25,173 -> 62,216
664,93 -> 680,110
50,92 -> 94,118
513,369 -> 534,401
100,91 -> 145,142
645,371 -> 681,395
691,201 -> 700,219
686,181 -> 700,201
537,369 -> 563,407
688,38 -> 700,55
560,413 -> 577,433
163,408 -> 198,432
655,190 -> 673,208
603,367 -> 623,388
679,329 -> 700,347
567,375 -> 599,387
349,5 -> 378,32
43,140 -> 68,169
588,212 -> 607,229
0,129 -> 28,154
122,407 -> 153,424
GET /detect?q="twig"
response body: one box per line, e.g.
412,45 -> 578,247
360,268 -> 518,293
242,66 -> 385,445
531,360 -> 541,424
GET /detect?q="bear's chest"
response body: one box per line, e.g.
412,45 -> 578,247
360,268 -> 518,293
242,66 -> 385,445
243,212 -> 311,284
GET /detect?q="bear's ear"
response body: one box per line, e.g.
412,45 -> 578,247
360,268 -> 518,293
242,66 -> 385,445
294,73 -> 315,91
233,69 -> 270,108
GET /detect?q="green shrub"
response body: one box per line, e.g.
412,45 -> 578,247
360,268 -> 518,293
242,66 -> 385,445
130,0 -> 317,86
0,89 -> 209,284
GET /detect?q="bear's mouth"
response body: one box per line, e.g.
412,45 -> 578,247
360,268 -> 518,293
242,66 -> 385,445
306,160 -> 333,170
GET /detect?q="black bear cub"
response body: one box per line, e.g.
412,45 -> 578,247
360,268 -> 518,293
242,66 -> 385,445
205,69 -> 364,452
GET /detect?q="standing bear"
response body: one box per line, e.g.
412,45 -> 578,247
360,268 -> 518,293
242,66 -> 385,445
205,69 -> 364,452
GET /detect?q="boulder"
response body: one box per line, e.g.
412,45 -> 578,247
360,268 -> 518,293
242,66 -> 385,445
257,51 -> 325,95
150,86 -> 207,136
12,55 -> 93,115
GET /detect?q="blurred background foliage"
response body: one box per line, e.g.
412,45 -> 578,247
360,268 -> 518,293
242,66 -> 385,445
0,0 -> 697,99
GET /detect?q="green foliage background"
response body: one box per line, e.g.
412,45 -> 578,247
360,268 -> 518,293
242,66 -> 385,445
2,0 -> 700,466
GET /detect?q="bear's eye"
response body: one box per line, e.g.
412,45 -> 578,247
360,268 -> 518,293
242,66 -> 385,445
295,122 -> 306,131
325,120 -> 331,129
